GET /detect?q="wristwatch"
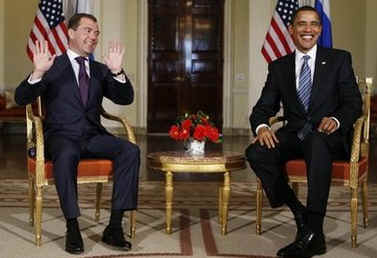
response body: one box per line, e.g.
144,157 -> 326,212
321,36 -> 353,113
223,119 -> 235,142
111,69 -> 124,77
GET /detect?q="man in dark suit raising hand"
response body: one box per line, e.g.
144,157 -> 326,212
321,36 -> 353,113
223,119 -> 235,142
245,6 -> 362,258
15,13 -> 139,254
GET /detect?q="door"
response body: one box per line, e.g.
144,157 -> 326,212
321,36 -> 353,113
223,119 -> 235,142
147,0 -> 224,133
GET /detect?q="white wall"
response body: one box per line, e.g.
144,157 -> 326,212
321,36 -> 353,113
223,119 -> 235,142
96,0 -> 138,129
3,0 -> 37,92
0,0 -> 4,93
231,0 -> 251,130
365,0 -> 377,92
248,0 -> 273,122
331,0 -> 366,78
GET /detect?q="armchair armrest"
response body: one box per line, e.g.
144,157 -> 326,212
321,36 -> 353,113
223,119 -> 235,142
268,116 -> 285,126
100,106 -> 136,144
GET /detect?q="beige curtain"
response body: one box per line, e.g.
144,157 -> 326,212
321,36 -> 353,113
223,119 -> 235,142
299,0 -> 315,7
63,0 -> 77,22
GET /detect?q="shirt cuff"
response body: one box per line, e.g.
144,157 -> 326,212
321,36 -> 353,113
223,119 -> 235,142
256,124 -> 270,135
27,74 -> 42,85
330,117 -> 340,129
113,73 -> 127,84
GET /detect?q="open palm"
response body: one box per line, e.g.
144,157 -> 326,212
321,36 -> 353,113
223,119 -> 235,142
104,41 -> 125,72
33,40 -> 55,73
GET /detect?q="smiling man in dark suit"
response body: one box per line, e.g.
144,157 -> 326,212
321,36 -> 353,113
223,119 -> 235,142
245,6 -> 362,258
15,13 -> 139,254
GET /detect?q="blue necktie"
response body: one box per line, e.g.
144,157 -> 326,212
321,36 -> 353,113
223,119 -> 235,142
297,55 -> 312,111
76,56 -> 89,106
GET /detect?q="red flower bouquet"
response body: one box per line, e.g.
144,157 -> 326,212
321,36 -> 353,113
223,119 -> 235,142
169,111 -> 222,143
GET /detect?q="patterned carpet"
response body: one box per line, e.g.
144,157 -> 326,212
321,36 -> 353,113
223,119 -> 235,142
0,179 -> 377,258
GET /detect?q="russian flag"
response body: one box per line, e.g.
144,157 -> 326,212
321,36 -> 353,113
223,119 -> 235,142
315,0 -> 332,48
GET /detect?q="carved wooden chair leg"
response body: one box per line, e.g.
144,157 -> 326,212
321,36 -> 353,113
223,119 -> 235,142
95,183 -> 103,222
28,175 -> 35,226
35,186 -> 43,247
256,179 -> 263,235
350,187 -> 358,248
361,180 -> 369,228
129,210 -> 136,238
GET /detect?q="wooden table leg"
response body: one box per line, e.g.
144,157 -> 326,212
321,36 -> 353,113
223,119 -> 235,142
218,186 -> 223,224
95,183 -> 103,222
221,171 -> 230,235
165,171 -> 173,234
256,179 -> 263,235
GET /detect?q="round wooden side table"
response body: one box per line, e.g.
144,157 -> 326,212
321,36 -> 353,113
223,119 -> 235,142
147,151 -> 246,235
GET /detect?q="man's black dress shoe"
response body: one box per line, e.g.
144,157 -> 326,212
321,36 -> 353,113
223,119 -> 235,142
277,229 -> 326,258
276,212 -> 307,257
65,222 -> 84,254
102,226 -> 132,251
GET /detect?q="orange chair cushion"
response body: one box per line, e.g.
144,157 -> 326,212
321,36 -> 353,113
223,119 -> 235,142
28,157 -> 114,179
284,157 -> 368,180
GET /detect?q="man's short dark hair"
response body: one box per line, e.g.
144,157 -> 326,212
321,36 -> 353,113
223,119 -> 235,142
68,13 -> 97,30
292,5 -> 321,24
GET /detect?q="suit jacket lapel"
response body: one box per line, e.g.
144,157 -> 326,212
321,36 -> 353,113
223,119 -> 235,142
88,60 -> 100,106
286,54 -> 297,100
309,47 -> 328,113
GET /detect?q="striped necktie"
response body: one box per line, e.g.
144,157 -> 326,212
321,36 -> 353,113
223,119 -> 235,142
297,55 -> 312,111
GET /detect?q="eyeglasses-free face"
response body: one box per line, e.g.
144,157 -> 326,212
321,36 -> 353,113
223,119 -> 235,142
289,10 -> 322,53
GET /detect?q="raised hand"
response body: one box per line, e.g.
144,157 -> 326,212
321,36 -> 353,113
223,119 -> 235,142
31,40 -> 56,80
103,40 -> 125,74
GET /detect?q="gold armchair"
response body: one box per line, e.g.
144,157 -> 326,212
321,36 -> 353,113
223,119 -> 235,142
255,77 -> 373,248
26,98 -> 137,246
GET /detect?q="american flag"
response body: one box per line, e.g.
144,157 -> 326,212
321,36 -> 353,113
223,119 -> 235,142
261,0 -> 299,63
27,0 -> 68,60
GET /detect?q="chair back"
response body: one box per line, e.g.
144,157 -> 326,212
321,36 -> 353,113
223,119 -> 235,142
358,78 -> 373,160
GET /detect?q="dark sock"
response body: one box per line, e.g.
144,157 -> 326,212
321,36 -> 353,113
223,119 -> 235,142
67,218 -> 78,228
284,185 -> 306,217
109,209 -> 124,229
307,212 -> 324,234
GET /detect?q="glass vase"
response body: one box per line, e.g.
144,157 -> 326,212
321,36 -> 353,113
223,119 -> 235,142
185,138 -> 205,155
